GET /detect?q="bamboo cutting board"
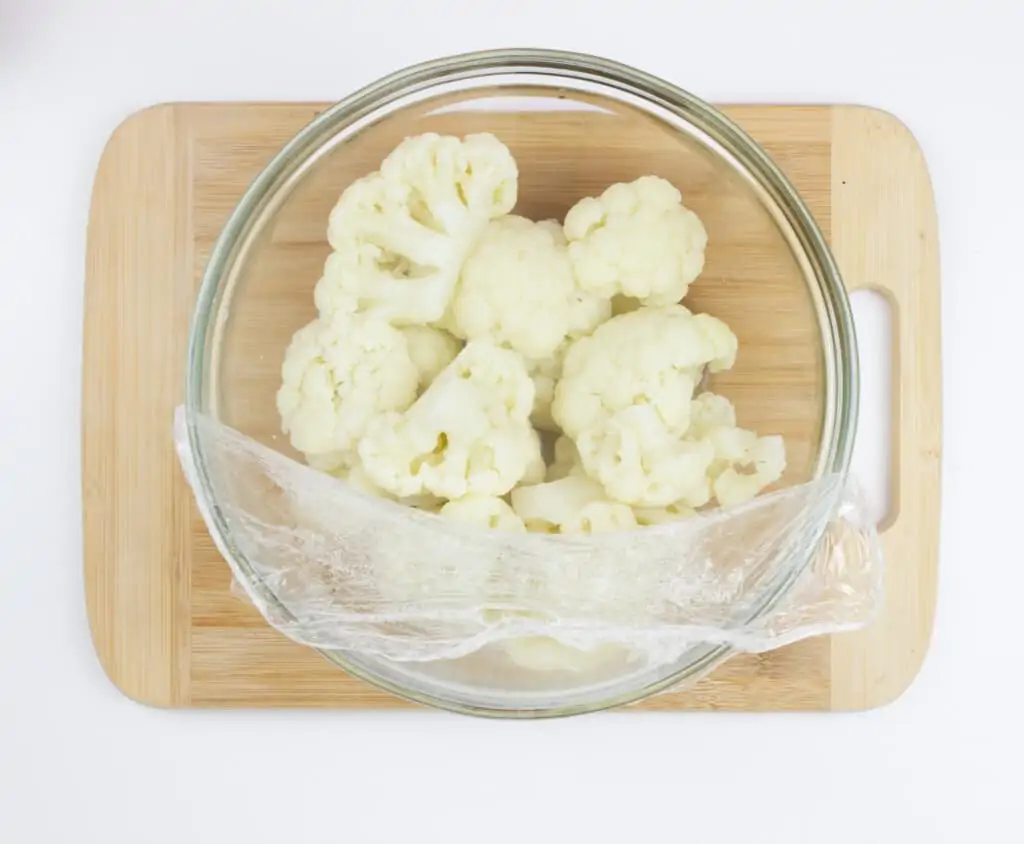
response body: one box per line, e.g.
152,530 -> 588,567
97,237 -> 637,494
82,102 -> 941,711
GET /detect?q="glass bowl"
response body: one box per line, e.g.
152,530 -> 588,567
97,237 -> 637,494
185,48 -> 858,717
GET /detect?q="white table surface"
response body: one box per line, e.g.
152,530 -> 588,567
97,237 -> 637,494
1,1 -> 1021,841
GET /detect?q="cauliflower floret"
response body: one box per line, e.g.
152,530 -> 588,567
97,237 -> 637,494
552,305 -> 737,440
566,286 -> 613,339
319,133 -> 517,325
510,475 -> 607,531
276,311 -> 419,460
439,495 -> 527,532
399,325 -> 462,388
358,341 -> 537,499
688,391 -> 737,437
546,435 -> 586,481
560,501 -> 639,534
448,216 -> 610,365
657,393 -> 786,509
692,312 -> 739,373
564,175 -> 708,306
380,132 -> 518,226
411,337 -> 534,424
360,416 -> 536,500
576,405 -> 715,507
452,216 -> 576,360
708,430 -> 787,508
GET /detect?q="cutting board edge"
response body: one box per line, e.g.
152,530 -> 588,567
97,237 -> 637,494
83,101 -> 195,709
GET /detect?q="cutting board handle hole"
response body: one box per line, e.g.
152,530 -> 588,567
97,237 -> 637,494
850,289 -> 894,527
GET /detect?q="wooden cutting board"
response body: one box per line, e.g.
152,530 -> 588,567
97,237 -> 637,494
82,102 -> 941,711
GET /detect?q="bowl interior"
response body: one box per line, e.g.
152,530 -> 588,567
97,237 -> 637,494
202,83 -> 831,713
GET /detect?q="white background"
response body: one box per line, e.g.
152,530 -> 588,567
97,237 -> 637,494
1,1 -> 1021,842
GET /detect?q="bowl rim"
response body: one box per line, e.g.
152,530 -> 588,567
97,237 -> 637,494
184,47 -> 859,718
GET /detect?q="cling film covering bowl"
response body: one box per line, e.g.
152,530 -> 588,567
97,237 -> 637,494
182,49 -> 863,717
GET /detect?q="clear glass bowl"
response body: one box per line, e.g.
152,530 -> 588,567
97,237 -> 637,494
185,48 -> 858,717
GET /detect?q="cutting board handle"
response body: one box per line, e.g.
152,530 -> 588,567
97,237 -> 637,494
829,105 -> 941,708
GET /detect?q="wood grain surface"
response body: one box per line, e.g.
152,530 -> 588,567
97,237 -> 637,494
82,101 -> 940,711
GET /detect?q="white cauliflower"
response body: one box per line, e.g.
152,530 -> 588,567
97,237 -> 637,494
439,495 -> 527,532
566,287 -> 613,339
317,133 -> 517,325
560,501 -> 639,534
613,392 -> 785,512
358,341 -> 537,500
510,475 -> 607,531
552,305 -> 737,440
276,310 -> 419,461
688,391 -> 738,436
399,325 -> 462,388
563,175 -> 708,306
705,428 -> 787,508
575,405 -> 716,507
678,391 -> 787,507
448,216 -> 610,379
692,312 -> 739,373
452,216 -> 576,360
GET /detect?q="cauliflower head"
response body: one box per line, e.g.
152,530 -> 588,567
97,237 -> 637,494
318,133 -> 517,325
563,175 -> 708,306
276,310 -> 419,461
358,341 -> 538,500
451,216 -> 577,360
575,405 -> 716,507
552,305 -> 737,440
688,391 -> 737,437
705,428 -> 787,508
624,392 -> 786,512
439,495 -> 527,532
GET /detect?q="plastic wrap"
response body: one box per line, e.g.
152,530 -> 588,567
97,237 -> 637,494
175,407 -> 883,667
